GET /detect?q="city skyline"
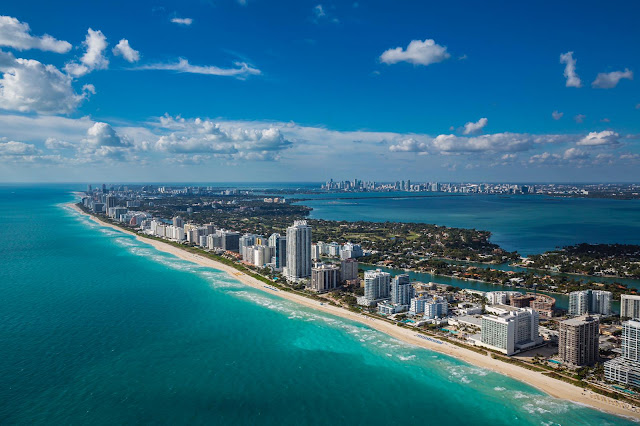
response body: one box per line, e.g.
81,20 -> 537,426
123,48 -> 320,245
1,1 -> 640,182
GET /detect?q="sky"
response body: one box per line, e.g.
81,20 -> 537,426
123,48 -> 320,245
0,0 -> 639,183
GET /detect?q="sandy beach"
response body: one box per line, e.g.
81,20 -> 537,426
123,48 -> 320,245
68,202 -> 640,421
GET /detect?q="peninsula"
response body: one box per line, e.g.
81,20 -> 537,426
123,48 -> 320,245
69,199 -> 640,421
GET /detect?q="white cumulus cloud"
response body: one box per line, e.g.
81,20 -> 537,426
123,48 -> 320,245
154,116 -> 292,160
0,16 -> 71,53
0,140 -> 38,155
388,138 -> 429,153
380,39 -> 450,66
592,69 -> 633,89
0,50 -> 93,114
560,51 -> 581,88
388,132 -> 573,155
65,29 -> 109,77
84,122 -> 129,147
552,111 -> 563,120
45,137 -> 75,150
576,130 -> 620,146
462,118 -> 488,135
112,39 -> 139,63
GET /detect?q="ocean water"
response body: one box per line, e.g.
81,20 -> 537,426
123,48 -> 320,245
297,192 -> 640,255
0,185 -> 634,425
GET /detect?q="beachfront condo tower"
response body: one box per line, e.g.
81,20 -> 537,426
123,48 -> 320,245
285,220 -> 312,281
558,315 -> 600,367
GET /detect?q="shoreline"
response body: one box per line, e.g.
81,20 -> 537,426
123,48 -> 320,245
67,202 -> 640,421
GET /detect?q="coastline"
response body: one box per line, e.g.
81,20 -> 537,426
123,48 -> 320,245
67,202 -> 640,421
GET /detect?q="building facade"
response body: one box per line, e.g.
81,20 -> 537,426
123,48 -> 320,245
357,269 -> 391,306
309,264 -> 340,293
479,306 -> 541,355
340,258 -> 358,283
285,221 -> 312,280
621,295 -> 640,320
391,274 -> 414,306
558,315 -> 600,367
605,320 -> 640,388
424,297 -> 449,319
568,290 -> 612,316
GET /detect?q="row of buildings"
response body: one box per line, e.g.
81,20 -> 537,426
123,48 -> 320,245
568,289 -> 612,317
311,241 -> 364,260
320,179 -> 534,194
84,192 -> 362,293
309,259 -> 359,292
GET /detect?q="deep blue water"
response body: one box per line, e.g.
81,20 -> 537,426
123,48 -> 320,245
0,185 -> 634,425
296,192 -> 640,255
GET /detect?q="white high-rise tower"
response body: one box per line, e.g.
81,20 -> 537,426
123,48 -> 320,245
285,220 -> 312,280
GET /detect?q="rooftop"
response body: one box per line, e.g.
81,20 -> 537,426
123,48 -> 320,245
562,315 -> 599,326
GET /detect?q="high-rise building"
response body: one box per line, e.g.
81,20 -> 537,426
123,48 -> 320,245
424,297 -> 448,319
621,295 -> 640,320
105,195 -> 117,209
391,274 -> 414,306
309,263 -> 340,293
207,233 -> 223,250
285,221 -> 312,281
275,236 -> 286,271
221,231 -> 240,253
268,233 -> 280,247
358,269 -> 391,305
479,306 -> 541,355
328,242 -> 341,257
340,258 -> 358,283
340,242 -> 363,259
568,290 -> 611,316
409,296 -> 430,315
311,244 -> 322,260
605,319 -> 640,387
172,216 -> 184,228
558,315 -> 600,367
253,245 -> 273,267
239,234 -> 257,254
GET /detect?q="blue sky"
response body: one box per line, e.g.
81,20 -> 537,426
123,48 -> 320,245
0,0 -> 639,182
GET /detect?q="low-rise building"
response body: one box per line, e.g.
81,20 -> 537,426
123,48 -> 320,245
529,293 -> 556,318
377,300 -> 407,315
486,291 -> 521,305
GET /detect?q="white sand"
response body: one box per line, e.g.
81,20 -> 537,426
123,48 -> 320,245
69,202 -> 640,421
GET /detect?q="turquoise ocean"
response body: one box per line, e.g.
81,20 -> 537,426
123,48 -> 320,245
0,185 -> 636,425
